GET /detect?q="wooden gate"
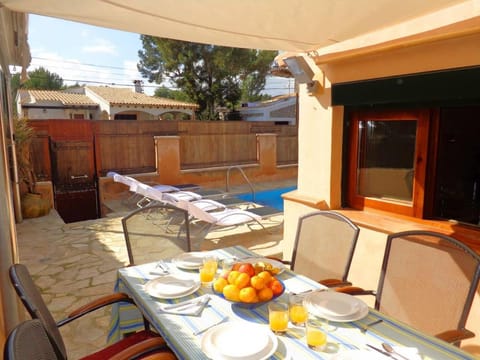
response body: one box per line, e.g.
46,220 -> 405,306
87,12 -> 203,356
50,139 -> 98,223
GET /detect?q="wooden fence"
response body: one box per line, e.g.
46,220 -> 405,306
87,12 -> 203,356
28,119 -> 298,179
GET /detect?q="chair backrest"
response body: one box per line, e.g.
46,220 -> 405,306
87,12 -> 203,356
376,230 -> 480,337
291,210 -> 360,282
9,264 -> 67,359
4,319 -> 59,360
122,203 -> 192,265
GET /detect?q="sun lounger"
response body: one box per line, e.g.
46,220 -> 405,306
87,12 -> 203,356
180,199 -> 282,241
108,171 -> 226,208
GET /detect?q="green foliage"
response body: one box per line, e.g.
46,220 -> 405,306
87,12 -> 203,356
11,67 -> 64,97
138,37 -> 277,119
154,86 -> 190,102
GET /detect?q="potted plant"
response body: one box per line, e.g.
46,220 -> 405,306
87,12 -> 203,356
14,117 -> 50,218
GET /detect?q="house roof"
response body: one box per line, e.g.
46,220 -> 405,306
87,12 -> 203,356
244,94 -> 296,109
17,89 -> 98,106
86,86 -> 199,109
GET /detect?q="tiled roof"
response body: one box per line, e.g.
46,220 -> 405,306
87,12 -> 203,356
18,89 -> 98,106
244,94 -> 296,109
86,86 -> 199,109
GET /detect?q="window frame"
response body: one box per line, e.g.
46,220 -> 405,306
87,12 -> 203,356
347,109 -> 430,217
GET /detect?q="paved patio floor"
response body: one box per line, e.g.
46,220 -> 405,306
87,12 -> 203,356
14,180 -> 293,359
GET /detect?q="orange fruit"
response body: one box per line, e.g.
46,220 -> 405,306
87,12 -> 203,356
250,275 -> 266,290
239,286 -> 257,303
269,279 -> 283,296
257,271 -> 272,284
223,284 -> 240,301
234,272 -> 251,289
258,287 -> 273,302
227,270 -> 241,284
213,277 -> 228,293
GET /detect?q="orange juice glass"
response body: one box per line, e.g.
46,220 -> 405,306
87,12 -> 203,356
306,319 -> 327,351
289,294 -> 308,326
268,302 -> 289,334
200,256 -> 218,285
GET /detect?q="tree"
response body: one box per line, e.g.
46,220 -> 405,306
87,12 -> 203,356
154,86 -> 190,102
138,37 -> 277,119
11,67 -> 64,96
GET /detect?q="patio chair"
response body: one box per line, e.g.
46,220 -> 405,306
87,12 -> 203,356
126,177 -> 229,209
184,199 -> 283,240
9,263 -> 176,360
122,203 -> 192,265
135,182 -> 250,212
4,319 -> 178,360
341,230 -> 480,344
4,319 -> 58,360
268,210 -> 360,287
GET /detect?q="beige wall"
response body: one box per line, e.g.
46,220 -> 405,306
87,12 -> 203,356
283,30 -> 480,354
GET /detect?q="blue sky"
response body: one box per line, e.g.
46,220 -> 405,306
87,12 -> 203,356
23,15 -> 293,97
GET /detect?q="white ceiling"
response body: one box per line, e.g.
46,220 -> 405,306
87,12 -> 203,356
0,0 -> 472,51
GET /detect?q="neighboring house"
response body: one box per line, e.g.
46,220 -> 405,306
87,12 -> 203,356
16,89 -> 98,119
16,85 -> 199,120
239,94 -> 297,125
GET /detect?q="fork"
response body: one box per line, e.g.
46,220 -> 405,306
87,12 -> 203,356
153,261 -> 170,275
361,319 -> 383,333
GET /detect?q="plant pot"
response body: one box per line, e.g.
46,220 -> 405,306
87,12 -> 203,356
21,193 -> 50,219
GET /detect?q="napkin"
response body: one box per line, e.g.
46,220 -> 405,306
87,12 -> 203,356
159,295 -> 210,316
392,345 -> 422,360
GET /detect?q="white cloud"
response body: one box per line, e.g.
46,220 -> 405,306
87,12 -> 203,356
82,38 -> 117,55
26,48 -> 118,87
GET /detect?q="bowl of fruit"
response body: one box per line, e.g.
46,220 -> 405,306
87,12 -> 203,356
212,261 -> 285,308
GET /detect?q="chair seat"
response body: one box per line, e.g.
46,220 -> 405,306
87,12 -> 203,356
81,330 -> 159,360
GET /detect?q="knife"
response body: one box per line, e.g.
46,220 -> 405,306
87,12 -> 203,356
367,344 -> 392,358
193,316 -> 229,335
163,295 -> 210,311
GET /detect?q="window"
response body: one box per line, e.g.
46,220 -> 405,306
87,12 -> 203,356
347,109 -> 429,217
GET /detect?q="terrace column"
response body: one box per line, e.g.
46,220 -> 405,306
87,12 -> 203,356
256,133 -> 277,175
154,136 -> 181,184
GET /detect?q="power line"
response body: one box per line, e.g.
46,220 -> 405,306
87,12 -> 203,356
32,56 -> 129,71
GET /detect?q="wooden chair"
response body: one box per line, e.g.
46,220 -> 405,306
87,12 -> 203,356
9,263 -> 177,360
270,210 -> 360,287
343,230 -> 480,344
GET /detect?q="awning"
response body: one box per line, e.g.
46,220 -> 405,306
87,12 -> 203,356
0,0 -> 470,52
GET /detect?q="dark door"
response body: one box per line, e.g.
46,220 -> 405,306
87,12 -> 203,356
50,139 -> 98,223
433,106 -> 480,226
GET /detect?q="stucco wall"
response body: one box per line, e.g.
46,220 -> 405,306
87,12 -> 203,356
283,31 -> 480,354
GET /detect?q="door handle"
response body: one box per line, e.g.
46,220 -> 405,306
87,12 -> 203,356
71,174 -> 88,180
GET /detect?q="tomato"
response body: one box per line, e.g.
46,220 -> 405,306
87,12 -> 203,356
220,270 -> 231,280
238,263 -> 255,277
269,279 -> 283,296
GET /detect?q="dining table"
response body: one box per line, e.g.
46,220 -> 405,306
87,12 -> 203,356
109,245 -> 476,359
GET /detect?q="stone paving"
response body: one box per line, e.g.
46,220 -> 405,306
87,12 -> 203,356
14,181 -> 292,359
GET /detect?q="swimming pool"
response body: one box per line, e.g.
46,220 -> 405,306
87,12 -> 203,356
237,186 -> 296,211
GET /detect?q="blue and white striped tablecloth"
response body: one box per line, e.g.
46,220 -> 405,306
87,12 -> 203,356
109,245 -> 476,359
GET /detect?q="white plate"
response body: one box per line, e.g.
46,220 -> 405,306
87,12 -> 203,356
173,252 -> 211,269
144,275 -> 200,299
241,257 -> 286,274
304,291 -> 369,322
201,322 -> 277,360
331,350 -> 385,360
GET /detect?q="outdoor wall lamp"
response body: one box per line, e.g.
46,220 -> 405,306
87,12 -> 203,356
283,55 -> 324,96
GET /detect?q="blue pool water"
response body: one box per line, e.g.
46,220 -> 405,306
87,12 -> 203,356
237,186 -> 296,211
